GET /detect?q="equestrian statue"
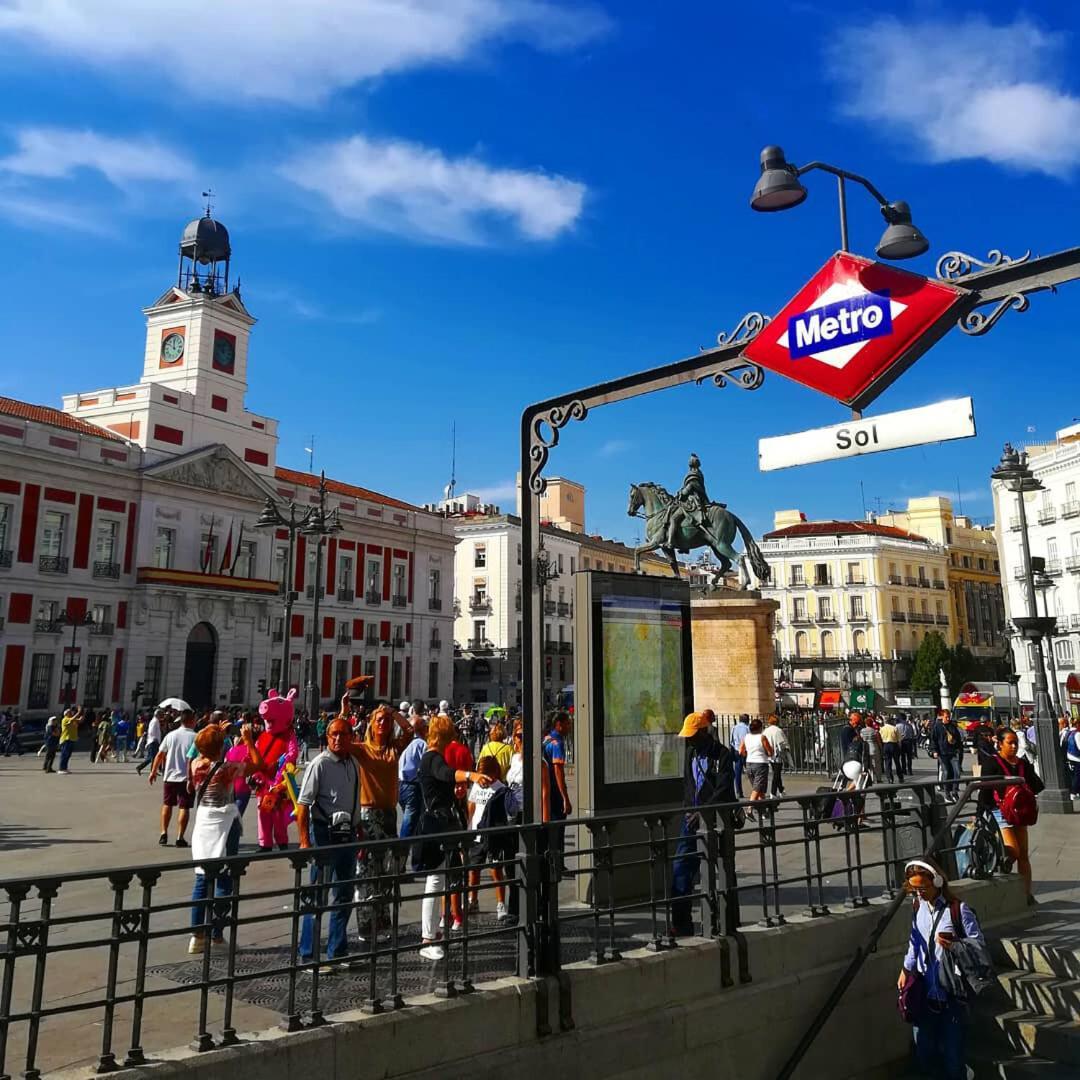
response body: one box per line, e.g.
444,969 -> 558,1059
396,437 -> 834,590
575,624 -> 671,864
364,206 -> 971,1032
628,453 -> 771,589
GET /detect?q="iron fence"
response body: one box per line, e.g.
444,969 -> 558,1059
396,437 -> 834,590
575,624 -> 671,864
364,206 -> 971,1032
0,778 -> 1008,1077
711,713 -> 842,775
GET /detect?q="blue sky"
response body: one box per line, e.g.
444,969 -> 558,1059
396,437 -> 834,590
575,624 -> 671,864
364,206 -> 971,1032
1,1 -> 1079,546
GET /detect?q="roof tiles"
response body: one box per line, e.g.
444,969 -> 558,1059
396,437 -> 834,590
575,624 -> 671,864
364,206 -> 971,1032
0,396 -> 125,443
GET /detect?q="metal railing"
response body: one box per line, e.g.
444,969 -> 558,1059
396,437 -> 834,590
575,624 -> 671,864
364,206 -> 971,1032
365,590 -> 382,605
1062,500 -> 1080,519
0,777 -> 1010,1078
89,622 -> 115,636
93,561 -> 121,580
428,598 -> 442,611
392,595 -> 407,609
337,588 -> 355,602
38,555 -> 68,574
0,549 -> 11,568
337,629 -> 352,646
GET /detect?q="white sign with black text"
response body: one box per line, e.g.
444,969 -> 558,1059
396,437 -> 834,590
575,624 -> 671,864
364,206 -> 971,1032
758,397 -> 976,472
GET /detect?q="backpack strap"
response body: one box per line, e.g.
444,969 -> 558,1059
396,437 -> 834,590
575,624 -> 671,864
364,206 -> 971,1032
949,898 -> 966,940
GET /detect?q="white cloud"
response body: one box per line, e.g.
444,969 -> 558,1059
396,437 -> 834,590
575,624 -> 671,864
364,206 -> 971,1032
827,16 -> 1080,175
0,0 -> 608,105
472,480 -> 518,503
0,127 -> 190,185
598,438 -> 631,457
279,134 -> 585,244
0,191 -> 111,234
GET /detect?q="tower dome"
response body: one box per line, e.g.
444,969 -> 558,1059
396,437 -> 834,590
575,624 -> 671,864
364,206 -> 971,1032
176,207 -> 232,296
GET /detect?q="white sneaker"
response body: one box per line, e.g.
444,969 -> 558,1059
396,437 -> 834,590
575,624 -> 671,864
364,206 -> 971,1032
419,943 -> 445,961
450,918 -> 464,934
188,936 -> 205,954
496,902 -> 508,922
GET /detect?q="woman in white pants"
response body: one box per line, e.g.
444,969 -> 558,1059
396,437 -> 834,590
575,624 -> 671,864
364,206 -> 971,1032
414,714 -> 492,961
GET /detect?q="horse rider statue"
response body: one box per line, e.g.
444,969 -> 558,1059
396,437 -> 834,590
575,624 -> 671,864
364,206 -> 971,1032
666,453 -> 725,553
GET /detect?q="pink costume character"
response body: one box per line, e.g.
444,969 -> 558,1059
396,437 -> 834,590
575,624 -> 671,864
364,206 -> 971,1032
251,689 -> 299,851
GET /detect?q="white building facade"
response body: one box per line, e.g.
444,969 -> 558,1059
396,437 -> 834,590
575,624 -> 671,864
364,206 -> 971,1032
0,215 -> 456,717
993,424 -> 1080,713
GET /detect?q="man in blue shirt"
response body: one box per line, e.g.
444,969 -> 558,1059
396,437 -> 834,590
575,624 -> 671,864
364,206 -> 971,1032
543,713 -> 572,874
397,714 -> 427,842
729,714 -> 750,799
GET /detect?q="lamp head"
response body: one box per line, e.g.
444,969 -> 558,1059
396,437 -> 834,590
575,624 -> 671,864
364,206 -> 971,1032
876,200 -> 929,259
254,497 -> 282,529
750,145 -> 807,212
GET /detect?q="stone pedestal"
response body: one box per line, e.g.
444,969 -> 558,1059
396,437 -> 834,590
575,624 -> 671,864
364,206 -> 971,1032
691,592 -> 779,717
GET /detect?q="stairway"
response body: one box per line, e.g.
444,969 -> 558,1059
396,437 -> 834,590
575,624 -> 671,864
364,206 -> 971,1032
967,912 -> 1080,1077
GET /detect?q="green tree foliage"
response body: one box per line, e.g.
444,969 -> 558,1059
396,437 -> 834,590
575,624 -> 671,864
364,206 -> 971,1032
911,632 -> 952,692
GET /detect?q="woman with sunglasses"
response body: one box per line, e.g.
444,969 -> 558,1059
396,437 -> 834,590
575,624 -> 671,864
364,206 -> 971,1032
898,857 -> 985,1080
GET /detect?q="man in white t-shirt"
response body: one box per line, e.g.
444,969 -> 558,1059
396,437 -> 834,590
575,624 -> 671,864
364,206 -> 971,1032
148,706 -> 197,848
763,716 -> 789,796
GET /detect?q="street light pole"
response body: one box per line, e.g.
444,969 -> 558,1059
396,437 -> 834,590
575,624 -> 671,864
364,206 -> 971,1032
992,444 -> 1073,812
381,635 -> 398,702
1034,570 -> 1065,715
59,609 -> 95,706
302,472 -> 343,723
256,498 -> 305,694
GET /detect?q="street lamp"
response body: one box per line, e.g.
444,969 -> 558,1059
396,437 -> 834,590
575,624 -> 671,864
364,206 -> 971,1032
255,497 -> 306,694
1033,567 -> 1065,715
57,609 -> 96,706
749,145 -> 929,259
991,443 -> 1072,812
301,472 -> 343,722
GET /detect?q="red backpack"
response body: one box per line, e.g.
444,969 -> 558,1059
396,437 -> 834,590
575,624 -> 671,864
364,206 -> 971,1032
996,755 -> 1039,827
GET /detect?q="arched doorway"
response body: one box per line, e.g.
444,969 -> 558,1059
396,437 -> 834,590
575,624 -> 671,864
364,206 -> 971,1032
182,622 -> 217,709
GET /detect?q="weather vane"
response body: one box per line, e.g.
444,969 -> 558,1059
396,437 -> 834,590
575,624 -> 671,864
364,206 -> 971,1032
202,188 -> 215,216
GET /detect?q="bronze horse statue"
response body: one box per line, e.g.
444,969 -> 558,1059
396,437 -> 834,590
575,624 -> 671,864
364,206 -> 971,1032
628,481 -> 771,586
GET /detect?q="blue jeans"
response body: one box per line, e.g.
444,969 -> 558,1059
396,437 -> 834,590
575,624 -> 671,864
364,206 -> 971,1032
732,756 -> 745,799
299,823 -> 356,962
670,814 -> 701,933
399,780 -> 421,840
138,740 -> 159,772
938,755 -> 962,799
189,817 -> 241,935
913,997 -> 966,1080
58,741 -> 75,771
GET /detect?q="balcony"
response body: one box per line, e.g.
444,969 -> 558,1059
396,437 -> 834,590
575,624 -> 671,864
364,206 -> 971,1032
1038,507 -> 1057,525
0,549 -> 10,568
935,615 -> 949,625
469,596 -> 491,613
1062,500 -> 1080,519
428,597 -> 442,611
905,576 -> 919,587
337,587 -> 354,602
89,622 -> 114,636
365,589 -> 382,605
92,561 -> 120,580
391,634 -> 405,649
392,594 -> 407,608
559,642 -> 573,654
817,614 -> 837,624
1014,566 -> 1027,581
788,578 -> 807,589
845,577 -> 866,586
544,600 -> 557,615
366,633 -> 379,648
892,612 -> 906,622
0,616 -> 4,632
39,555 -> 69,575
514,593 -> 522,611
848,612 -> 869,622
35,619 -> 62,633
557,602 -> 570,616
887,575 -> 902,585
932,580 -> 946,590
1057,658 -> 1075,670
543,640 -> 558,654
272,630 -> 284,643
337,629 -> 352,646
790,616 -> 812,625
1045,559 -> 1063,577
468,638 -> 493,653
812,577 -> 833,588
917,578 -> 931,589
1070,614 -> 1080,630
1067,556 -> 1080,574
429,636 -> 441,651
305,585 -> 316,600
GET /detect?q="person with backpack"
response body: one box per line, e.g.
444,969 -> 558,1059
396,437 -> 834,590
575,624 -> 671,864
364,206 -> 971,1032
1065,718 -> 1080,801
670,710 -> 736,937
897,857 -> 988,1080
466,756 -> 513,923
930,711 -> 965,803
979,728 -> 1043,903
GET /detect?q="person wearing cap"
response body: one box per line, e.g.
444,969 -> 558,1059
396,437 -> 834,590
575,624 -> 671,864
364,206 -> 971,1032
148,705 -> 197,847
671,710 -> 735,937
898,856 -> 986,1079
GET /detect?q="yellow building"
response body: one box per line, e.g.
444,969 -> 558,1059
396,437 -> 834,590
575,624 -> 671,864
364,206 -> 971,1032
876,497 -> 1007,659
762,510 -> 951,702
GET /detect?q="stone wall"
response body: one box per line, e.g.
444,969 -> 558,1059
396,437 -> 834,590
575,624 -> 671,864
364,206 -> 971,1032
103,875 -> 1028,1080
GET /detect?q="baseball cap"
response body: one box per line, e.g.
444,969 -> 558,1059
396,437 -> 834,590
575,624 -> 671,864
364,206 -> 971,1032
677,712 -> 711,738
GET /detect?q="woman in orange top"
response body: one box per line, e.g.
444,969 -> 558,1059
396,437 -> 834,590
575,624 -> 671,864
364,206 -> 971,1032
341,697 -> 413,943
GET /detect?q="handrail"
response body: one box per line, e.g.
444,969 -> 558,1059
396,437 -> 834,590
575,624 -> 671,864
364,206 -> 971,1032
775,776 -> 1017,1080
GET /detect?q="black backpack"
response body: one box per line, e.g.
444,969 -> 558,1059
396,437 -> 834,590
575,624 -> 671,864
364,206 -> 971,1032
474,786 -> 514,860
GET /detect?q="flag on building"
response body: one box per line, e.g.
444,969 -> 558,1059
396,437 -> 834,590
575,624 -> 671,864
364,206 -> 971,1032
229,521 -> 245,576
219,519 -> 234,575
201,517 -> 215,573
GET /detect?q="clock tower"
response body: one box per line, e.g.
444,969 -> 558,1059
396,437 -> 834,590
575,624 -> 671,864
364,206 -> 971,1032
61,211 -> 278,473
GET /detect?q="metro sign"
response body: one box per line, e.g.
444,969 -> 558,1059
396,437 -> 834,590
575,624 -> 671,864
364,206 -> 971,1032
743,252 -> 970,411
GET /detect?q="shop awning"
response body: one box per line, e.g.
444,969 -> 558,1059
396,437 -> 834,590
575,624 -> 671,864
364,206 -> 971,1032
819,689 -> 842,709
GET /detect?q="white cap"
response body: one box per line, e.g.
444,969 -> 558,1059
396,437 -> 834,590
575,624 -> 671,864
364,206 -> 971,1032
399,701 -> 410,713
439,700 -> 450,714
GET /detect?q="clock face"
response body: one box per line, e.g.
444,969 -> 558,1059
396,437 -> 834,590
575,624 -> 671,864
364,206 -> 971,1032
213,334 -> 236,371
161,332 -> 185,363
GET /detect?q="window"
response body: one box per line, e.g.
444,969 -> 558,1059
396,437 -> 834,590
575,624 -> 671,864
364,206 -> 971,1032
40,510 -> 67,556
428,661 -> 439,699
558,624 -> 565,644
153,527 -> 175,569
851,595 -> 865,618
1055,639 -> 1073,663
852,629 -> 867,653
921,600 -> 930,616
846,561 -> 862,584
84,654 -> 107,708
820,630 -> 835,657
557,553 -> 564,574
962,555 -> 971,568
428,567 -> 440,602
144,656 -> 163,703
516,543 -> 521,565
1068,482 -> 1077,501
37,599 -> 60,623
793,597 -> 806,620
794,630 -> 808,657
230,657 -> 247,704
814,563 -> 830,586
339,555 -> 354,591
473,582 -> 487,605
558,585 -> 565,603
392,562 -> 406,601
977,557 -> 986,571
936,601 -> 944,617
94,519 -> 119,564
516,619 -> 522,646
334,659 -> 348,698
473,620 -> 486,645
570,557 -> 576,574
474,544 -> 487,568
791,564 -> 804,584
364,659 -> 376,681
269,658 -> 282,691
1048,538 -> 1059,562
92,603 -> 111,628
234,540 -> 257,578
582,556 -> 590,569
0,502 -> 11,553
28,653 -> 54,708
819,596 -> 833,619
366,558 -> 381,595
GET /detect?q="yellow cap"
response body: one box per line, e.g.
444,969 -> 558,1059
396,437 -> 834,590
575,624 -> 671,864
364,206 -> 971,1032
677,712 -> 710,738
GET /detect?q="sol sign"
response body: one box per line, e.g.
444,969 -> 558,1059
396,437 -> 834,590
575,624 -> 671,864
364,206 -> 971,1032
743,252 -> 969,410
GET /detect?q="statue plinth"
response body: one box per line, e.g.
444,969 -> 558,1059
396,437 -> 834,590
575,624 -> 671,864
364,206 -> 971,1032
691,594 -> 779,718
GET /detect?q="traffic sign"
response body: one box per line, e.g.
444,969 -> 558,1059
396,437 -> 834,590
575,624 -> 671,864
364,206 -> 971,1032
743,252 -> 969,410
758,396 -> 975,472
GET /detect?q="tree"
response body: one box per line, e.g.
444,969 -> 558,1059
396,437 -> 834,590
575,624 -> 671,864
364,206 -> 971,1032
910,632 -> 952,693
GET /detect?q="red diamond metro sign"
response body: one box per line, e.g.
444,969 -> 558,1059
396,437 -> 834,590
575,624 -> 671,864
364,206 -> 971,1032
742,252 -> 971,411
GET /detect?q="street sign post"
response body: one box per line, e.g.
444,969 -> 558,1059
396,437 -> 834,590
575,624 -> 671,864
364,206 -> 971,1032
758,396 -> 976,472
742,252 -> 969,411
